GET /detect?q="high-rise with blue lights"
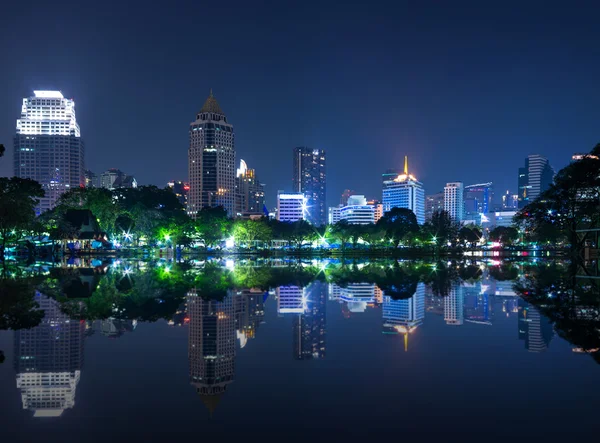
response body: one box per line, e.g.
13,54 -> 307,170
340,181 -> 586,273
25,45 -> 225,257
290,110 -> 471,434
293,147 -> 327,225
382,156 -> 425,224
13,91 -> 85,214
517,155 -> 554,209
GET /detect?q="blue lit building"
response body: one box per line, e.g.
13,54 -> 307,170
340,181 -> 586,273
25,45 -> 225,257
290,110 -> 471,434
464,182 -> 493,216
382,156 -> 425,224
382,283 -> 425,350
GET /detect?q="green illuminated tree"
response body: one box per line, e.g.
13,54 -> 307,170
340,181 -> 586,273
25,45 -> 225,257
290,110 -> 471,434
377,207 -> 419,248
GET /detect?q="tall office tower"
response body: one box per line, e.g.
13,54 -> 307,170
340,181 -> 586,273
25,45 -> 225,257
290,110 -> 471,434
463,283 -> 492,325
340,195 -> 375,224
234,289 -> 266,345
382,283 -> 425,351
293,147 -> 326,225
14,292 -> 85,417
464,182 -> 493,215
188,290 -> 236,417
444,284 -> 464,325
502,190 -> 519,210
234,159 -> 266,216
99,168 -> 137,190
188,91 -> 235,217
517,155 -> 554,209
518,299 -> 554,353
444,182 -> 465,222
277,192 -> 305,222
293,281 -> 326,360
328,205 -> 342,224
14,91 -> 85,214
167,180 -> 190,208
425,192 -> 444,221
330,282 -> 378,313
382,156 -> 425,224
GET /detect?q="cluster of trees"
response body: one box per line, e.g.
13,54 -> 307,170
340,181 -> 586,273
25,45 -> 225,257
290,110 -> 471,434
516,144 -> 600,250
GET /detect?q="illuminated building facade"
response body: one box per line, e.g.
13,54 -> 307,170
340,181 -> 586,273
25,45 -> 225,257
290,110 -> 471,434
277,192 -> 305,222
277,286 -> 305,314
464,182 -> 493,215
425,192 -> 444,221
444,182 -> 464,222
382,156 -> 425,224
518,155 -> 554,209
367,199 -> 384,223
293,147 -> 327,225
14,90 -> 85,214
188,91 -> 235,217
340,195 -> 375,224
501,190 -> 518,209
234,159 -> 265,216
382,283 -> 425,350
14,292 -> 85,417
328,205 -> 342,224
188,291 -> 236,416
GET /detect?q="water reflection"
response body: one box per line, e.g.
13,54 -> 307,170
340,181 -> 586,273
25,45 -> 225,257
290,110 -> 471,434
1,257 -> 599,423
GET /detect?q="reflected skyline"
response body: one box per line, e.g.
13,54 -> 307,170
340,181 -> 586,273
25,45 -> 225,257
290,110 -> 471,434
1,257 -> 599,429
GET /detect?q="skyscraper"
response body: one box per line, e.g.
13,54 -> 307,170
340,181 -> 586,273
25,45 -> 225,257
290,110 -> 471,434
234,159 -> 266,216
339,195 -> 375,224
14,91 -> 85,214
444,285 -> 464,325
14,292 -> 85,417
444,182 -> 464,222
382,156 -> 425,224
167,180 -> 190,208
293,147 -> 326,225
518,155 -> 554,209
188,291 -> 236,417
188,91 -> 235,217
464,182 -> 493,215
518,299 -> 554,353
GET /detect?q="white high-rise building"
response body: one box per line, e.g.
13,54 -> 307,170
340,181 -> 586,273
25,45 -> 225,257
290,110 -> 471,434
382,157 -> 425,224
340,195 -> 375,225
328,206 -> 342,224
444,182 -> 464,222
277,286 -> 306,314
188,90 -> 235,217
14,91 -> 85,214
277,192 -> 305,222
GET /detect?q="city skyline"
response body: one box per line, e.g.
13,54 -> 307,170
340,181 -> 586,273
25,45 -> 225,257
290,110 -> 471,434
2,2 -> 597,209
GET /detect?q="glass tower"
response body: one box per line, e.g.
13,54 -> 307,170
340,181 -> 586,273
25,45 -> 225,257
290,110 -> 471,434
188,91 -> 235,217
13,91 -> 85,214
293,147 -> 327,225
518,155 -> 554,209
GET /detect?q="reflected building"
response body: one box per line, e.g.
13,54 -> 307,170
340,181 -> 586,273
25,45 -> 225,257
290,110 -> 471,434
96,319 -> 138,338
188,291 -> 236,416
444,285 -> 464,325
382,283 -> 425,351
329,282 -> 379,313
293,282 -> 327,360
463,283 -> 492,325
518,299 -> 554,353
277,285 -> 305,314
14,292 -> 85,417
234,289 -> 266,347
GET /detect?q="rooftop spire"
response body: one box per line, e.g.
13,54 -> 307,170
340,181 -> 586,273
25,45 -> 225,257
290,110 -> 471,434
404,156 -> 408,175
200,89 -> 224,115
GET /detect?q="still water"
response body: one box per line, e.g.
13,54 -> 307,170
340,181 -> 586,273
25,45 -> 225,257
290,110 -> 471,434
0,258 -> 599,441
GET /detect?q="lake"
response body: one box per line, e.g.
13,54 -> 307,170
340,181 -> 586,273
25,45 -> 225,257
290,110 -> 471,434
0,258 -> 598,441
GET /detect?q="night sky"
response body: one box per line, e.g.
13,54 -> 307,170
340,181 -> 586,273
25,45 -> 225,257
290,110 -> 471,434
1,1 -> 600,208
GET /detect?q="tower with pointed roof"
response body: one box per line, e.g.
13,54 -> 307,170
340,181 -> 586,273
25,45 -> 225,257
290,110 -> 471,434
188,90 -> 235,217
382,156 -> 425,224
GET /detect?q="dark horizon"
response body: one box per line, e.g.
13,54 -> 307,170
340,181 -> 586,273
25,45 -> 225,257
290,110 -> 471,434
2,1 -> 600,208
